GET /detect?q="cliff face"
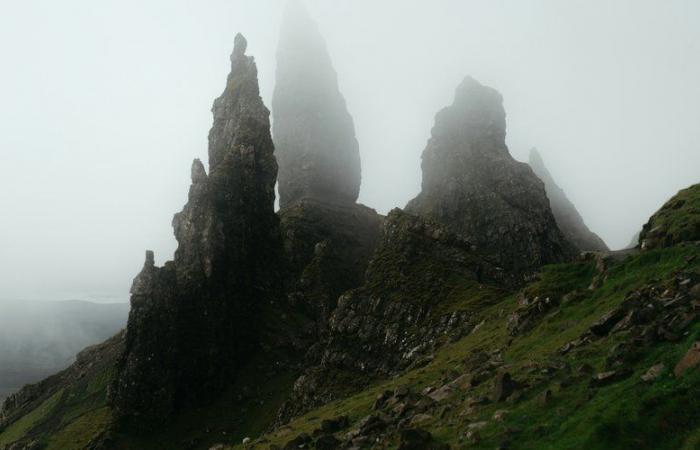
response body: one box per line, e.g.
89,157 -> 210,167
528,148 -> 609,252
272,1 -> 361,208
273,3 -> 381,333
406,77 -> 574,276
277,209 -> 513,421
280,200 -> 382,331
110,34 -> 283,428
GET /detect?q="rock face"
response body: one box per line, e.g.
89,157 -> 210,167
273,3 -> 381,333
640,183 -> 700,250
110,34 -> 283,428
280,199 -> 382,331
273,0 -> 361,208
528,148 -> 608,252
277,209 -> 513,420
406,77 -> 574,276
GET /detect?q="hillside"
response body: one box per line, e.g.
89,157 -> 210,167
2,7 -> 700,449
0,301 -> 128,404
1,203 -> 699,449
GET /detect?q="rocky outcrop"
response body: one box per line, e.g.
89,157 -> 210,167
280,200 -> 382,331
406,77 -> 575,276
277,209 -> 513,420
273,0 -> 361,207
528,148 -> 608,252
110,34 -> 284,429
273,2 -> 381,333
640,183 -> 700,250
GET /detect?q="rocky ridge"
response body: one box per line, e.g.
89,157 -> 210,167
528,148 -> 609,252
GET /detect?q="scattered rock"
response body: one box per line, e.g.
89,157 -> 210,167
589,309 -> 625,336
590,370 -> 630,387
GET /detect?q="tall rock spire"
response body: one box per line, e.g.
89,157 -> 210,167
273,0 -> 361,207
528,148 -> 609,252
406,76 -> 575,276
111,33 -> 281,428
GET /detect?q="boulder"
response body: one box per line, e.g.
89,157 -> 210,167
492,372 -> 517,402
641,363 -> 666,382
674,342 -> 700,377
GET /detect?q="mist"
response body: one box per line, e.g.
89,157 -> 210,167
1,0 -> 699,302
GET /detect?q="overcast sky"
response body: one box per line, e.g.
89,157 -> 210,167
1,0 -> 699,302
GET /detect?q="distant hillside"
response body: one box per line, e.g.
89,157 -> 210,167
0,300 -> 128,403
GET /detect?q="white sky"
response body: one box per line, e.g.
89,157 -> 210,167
1,0 -> 699,301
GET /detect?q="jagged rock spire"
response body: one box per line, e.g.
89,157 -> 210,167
111,34 -> 280,428
273,0 -> 361,207
406,76 -> 574,276
528,148 -> 609,252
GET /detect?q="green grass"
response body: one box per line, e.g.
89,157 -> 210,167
230,244 -> 700,450
0,389 -> 64,446
642,183 -> 700,247
46,407 -> 112,450
4,242 -> 699,450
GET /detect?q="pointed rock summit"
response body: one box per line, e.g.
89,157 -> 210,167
273,0 -> 361,207
406,77 -> 574,275
528,148 -> 608,252
111,34 -> 281,428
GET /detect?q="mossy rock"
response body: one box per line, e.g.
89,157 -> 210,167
640,183 -> 700,249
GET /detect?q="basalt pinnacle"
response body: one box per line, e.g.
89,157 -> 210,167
273,1 -> 361,207
528,148 -> 609,252
406,76 -> 575,276
111,33 -> 281,428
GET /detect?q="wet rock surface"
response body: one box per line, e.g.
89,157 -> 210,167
406,76 -> 575,277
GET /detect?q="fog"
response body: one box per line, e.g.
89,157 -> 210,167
1,0 -> 699,302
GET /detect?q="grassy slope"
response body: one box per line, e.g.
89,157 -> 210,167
0,367 -> 113,450
229,244 -> 700,449
642,184 -> 700,247
2,245 -> 699,449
